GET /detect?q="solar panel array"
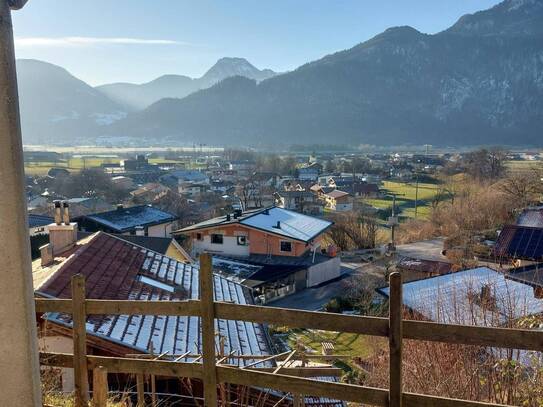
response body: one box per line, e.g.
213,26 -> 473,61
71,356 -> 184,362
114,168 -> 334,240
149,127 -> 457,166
494,225 -> 543,260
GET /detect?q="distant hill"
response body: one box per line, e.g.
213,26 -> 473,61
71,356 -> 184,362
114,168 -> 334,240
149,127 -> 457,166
110,0 -> 543,147
17,59 -> 126,144
96,57 -> 277,110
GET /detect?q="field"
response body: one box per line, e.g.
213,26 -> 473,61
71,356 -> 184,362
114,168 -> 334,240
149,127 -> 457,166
23,156 -> 193,176
505,160 -> 542,173
364,180 -> 442,220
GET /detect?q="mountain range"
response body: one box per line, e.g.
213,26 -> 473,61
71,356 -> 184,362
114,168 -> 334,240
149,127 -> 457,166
96,57 -> 277,110
17,0 -> 543,147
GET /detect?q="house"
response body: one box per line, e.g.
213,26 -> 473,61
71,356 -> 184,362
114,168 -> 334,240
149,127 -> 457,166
160,170 -> 209,194
228,160 -> 256,176
323,190 -> 353,212
274,190 -> 324,215
111,175 -> 135,191
178,182 -> 209,197
65,197 -> 113,217
516,207 -> 543,228
28,214 -> 54,237
395,257 -> 453,282
378,267 -> 543,328
76,204 -> 178,237
209,180 -> 235,194
297,163 -> 322,181
130,182 -> 169,203
174,207 -> 340,290
351,182 -> 381,198
176,206 -> 332,258
32,228 -> 273,395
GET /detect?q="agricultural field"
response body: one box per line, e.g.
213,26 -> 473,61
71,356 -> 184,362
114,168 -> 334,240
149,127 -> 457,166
23,156 -> 192,176
363,180 -> 442,220
505,160 -> 542,173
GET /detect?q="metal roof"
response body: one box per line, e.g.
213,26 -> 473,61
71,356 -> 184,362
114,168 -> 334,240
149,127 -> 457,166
177,206 -> 332,243
28,214 -> 53,228
516,207 -> 543,228
36,233 -> 272,364
378,267 -> 543,326
82,205 -> 178,233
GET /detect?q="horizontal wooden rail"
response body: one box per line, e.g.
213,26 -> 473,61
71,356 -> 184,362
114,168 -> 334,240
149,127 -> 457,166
39,352 -> 342,378
40,352 -> 509,407
35,299 -> 543,351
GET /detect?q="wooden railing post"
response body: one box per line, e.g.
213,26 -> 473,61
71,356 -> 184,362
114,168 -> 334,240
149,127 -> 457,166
389,272 -> 403,407
72,274 -> 89,406
200,253 -> 218,406
92,366 -> 108,407
136,373 -> 145,407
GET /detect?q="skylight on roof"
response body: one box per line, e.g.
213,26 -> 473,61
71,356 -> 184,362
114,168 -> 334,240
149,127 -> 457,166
138,275 -> 175,293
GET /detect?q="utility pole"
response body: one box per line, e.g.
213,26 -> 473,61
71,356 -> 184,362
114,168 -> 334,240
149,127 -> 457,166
388,194 -> 399,252
0,1 -> 42,406
414,170 -> 419,219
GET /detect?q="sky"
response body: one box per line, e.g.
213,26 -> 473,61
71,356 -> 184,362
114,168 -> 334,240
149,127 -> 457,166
12,0 -> 501,86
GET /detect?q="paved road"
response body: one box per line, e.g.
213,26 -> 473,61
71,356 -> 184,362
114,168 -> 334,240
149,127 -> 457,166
266,265 -> 357,311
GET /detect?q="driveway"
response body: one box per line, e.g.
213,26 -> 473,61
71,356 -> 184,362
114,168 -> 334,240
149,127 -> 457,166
266,264 -> 357,311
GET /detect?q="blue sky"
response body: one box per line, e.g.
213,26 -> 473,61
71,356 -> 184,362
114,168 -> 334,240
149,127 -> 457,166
12,0 -> 501,86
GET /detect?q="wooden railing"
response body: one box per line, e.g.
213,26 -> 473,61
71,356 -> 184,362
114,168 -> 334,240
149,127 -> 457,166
35,254 -> 543,407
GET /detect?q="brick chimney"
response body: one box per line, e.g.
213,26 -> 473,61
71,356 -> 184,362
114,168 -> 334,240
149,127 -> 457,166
46,201 -> 78,257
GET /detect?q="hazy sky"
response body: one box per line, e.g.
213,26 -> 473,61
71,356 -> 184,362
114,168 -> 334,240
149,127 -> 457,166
12,0 -> 501,86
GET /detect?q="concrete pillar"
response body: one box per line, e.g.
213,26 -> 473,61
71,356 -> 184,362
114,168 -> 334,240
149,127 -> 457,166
0,1 -> 42,406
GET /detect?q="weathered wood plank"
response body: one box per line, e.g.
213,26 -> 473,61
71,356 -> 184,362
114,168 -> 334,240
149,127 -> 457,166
34,298 -> 543,351
136,373 -> 145,407
72,274 -> 89,407
403,321 -> 543,351
216,365 -> 389,406
215,302 -> 389,336
92,366 -> 108,407
389,272 -> 403,407
200,253 -> 218,406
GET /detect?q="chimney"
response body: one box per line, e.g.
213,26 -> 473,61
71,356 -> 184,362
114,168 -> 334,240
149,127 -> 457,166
62,201 -> 70,225
226,214 -> 231,221
54,200 -> 62,225
40,243 -> 54,267
275,221 -> 281,229
480,284 -> 496,308
135,225 -> 145,236
47,203 -> 78,256
117,204 -> 124,211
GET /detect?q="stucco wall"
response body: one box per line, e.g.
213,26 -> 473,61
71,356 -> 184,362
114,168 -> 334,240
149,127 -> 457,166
306,256 -> 341,287
38,335 -> 75,392
189,224 -> 318,257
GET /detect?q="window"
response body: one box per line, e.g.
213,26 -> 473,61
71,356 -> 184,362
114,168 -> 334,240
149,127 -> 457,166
196,233 -> 202,241
280,241 -> 292,252
237,235 -> 248,246
211,234 -> 223,244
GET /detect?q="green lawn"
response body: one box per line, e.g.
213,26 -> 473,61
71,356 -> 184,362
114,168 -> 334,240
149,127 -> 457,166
287,328 -> 376,359
362,180 -> 441,220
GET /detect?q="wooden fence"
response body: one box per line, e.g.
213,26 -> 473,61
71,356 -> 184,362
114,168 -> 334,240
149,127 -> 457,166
34,253 -> 543,407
